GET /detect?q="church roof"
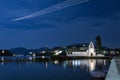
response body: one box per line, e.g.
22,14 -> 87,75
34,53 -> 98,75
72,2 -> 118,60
66,43 -> 89,52
66,43 -> 89,48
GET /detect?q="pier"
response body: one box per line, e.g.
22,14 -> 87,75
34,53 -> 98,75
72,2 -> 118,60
105,58 -> 120,80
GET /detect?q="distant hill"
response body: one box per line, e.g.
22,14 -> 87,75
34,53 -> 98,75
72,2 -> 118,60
9,47 -> 50,55
9,43 -> 111,56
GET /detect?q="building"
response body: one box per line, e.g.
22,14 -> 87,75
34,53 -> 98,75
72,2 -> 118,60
0,50 -> 13,56
66,42 -> 96,57
51,47 -> 64,55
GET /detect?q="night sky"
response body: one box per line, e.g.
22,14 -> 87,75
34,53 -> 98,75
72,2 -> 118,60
0,0 -> 120,49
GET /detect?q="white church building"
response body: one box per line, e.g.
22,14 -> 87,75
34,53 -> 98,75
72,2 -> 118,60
66,42 -> 96,57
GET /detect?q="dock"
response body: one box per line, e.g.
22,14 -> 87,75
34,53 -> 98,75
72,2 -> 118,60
105,58 -> 120,80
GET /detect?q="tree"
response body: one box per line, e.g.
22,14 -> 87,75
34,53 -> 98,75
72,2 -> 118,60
95,35 -> 102,53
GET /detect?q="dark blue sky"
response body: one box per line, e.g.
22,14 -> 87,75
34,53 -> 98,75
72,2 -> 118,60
0,0 -> 120,49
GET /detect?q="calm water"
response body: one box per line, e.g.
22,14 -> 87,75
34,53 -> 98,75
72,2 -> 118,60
0,58 -> 111,80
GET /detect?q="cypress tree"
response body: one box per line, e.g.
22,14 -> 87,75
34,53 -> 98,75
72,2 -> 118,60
95,35 -> 102,53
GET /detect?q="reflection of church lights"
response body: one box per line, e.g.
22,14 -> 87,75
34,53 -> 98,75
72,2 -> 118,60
89,59 -> 96,71
65,59 -> 97,72
1,57 -> 4,61
54,60 -> 59,64
104,59 -> 106,65
73,60 -> 89,67
29,56 -> 32,61
45,62 -> 48,69
63,61 -> 67,69
1,62 -> 4,66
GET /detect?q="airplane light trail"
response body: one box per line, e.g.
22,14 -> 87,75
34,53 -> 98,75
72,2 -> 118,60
12,0 -> 89,21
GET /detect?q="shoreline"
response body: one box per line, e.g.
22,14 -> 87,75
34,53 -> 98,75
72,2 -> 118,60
0,56 -> 112,62
51,55 -> 112,60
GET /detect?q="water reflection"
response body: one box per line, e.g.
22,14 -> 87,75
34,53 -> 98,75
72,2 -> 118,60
0,57 -> 110,80
53,59 -> 110,79
63,59 -> 107,72
0,56 -> 110,72
54,60 -> 60,64
89,59 -> 96,71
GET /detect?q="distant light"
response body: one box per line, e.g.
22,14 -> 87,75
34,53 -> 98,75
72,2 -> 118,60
29,56 -> 32,61
32,53 -> 36,57
83,45 -> 85,46
1,57 -> 4,61
41,51 -> 46,54
2,50 -> 5,53
42,56 -> 45,59
29,52 -> 33,55
54,60 -> 59,64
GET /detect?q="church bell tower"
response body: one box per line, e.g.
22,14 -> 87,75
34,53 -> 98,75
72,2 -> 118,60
88,42 -> 96,56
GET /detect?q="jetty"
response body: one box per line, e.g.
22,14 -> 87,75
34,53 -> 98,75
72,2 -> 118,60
105,57 -> 120,80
